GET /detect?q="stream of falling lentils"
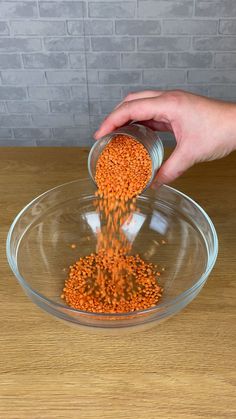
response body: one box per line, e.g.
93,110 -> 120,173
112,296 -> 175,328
61,134 -> 163,313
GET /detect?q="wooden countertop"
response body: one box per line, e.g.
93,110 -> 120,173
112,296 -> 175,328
0,147 -> 235,419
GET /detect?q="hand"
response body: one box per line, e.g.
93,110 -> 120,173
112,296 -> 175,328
94,90 -> 236,185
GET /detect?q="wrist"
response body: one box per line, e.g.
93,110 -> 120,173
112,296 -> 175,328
221,102 -> 236,152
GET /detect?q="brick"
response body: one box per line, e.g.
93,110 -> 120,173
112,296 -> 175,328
88,101 -> 101,115
138,36 -> 190,51
0,54 -> 21,68
168,52 -> 212,67
39,1 -> 85,18
23,53 -> 68,68
121,53 -> 166,68
0,115 -> 31,127
44,37 -> 89,51
7,100 -> 48,113
138,1 -> 193,18
86,53 -> 120,69
143,69 -> 186,84
69,54 -> 86,68
36,139 -> 88,146
11,20 -> 66,36
87,85 -> 121,99
194,36 -> 236,51
0,22 -> 10,35
32,114 -> 74,127
100,100 -> 120,114
50,100 -> 88,113
88,2 -> 135,18
215,53 -> 236,68
85,19 -> 113,35
219,20 -> 236,35
195,1 -> 236,18
63,69 -> 96,84
87,70 -> 98,83
67,20 -> 113,35
0,2 -> 37,18
208,85 -> 236,99
0,38 -> 41,52
1,70 -> 45,85
53,127 -> 91,141
46,70 -> 86,84
115,20 -> 161,35
89,115 -> 106,127
70,86 -> 88,99
91,37 -> 135,52
36,139 -> 75,146
67,20 -> 83,35
0,139 -> 36,146
0,102 -> 6,113
98,70 -> 141,84
13,128 -> 51,139
188,69 -> 236,84
0,128 -> 12,138
73,113 -> 90,125
28,86 -> 70,100
0,86 -> 26,99
76,137 -> 95,146
163,19 -> 218,35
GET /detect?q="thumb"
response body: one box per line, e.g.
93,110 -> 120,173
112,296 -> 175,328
152,145 -> 194,186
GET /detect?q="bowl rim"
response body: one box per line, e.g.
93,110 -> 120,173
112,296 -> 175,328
6,178 -> 218,319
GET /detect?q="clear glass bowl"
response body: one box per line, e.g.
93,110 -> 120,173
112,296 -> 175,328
6,178 -> 218,332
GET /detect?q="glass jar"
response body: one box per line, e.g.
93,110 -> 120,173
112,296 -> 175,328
88,123 -> 164,191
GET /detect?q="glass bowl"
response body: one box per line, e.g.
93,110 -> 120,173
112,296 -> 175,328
6,178 -> 218,332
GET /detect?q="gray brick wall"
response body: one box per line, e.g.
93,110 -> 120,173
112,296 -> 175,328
0,0 -> 235,146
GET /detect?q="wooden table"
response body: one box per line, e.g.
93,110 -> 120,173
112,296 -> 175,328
0,148 -> 235,419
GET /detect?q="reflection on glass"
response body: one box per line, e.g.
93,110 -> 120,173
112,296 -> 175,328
84,212 -> 101,234
150,210 -> 168,235
122,212 -> 146,242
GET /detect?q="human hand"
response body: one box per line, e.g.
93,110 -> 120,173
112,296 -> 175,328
94,90 -> 236,185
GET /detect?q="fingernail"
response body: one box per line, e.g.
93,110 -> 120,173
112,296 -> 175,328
151,180 -> 163,190
93,130 -> 100,139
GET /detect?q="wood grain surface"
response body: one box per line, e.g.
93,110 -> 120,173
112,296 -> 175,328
0,147 -> 235,419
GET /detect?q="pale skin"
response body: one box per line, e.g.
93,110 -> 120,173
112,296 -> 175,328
94,90 -> 236,186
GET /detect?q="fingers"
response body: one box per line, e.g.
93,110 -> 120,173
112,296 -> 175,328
94,96 -> 169,139
124,90 -> 164,101
152,146 -> 194,186
139,119 -> 173,132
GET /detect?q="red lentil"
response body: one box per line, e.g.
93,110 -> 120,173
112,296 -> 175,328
62,134 -> 163,313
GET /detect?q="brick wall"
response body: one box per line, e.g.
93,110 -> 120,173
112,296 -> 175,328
0,0 -> 236,146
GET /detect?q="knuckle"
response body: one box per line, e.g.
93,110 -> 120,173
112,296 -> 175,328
121,100 -> 131,111
124,93 -> 135,102
164,90 -> 186,107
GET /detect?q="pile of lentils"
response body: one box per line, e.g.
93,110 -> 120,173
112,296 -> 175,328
61,135 -> 163,313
